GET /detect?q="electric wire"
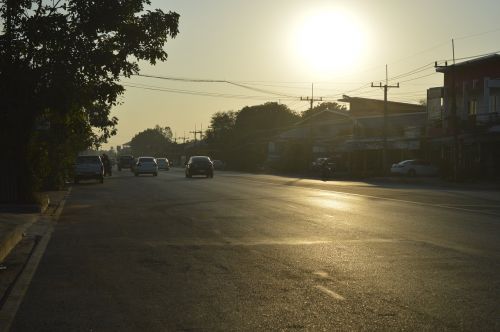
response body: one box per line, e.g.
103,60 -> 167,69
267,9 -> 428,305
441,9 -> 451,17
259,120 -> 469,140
127,48 -> 498,104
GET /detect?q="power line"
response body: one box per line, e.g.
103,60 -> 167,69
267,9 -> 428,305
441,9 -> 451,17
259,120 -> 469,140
455,26 -> 500,41
127,50 -> 499,106
398,72 -> 438,83
121,83 -> 297,101
133,74 -> 299,98
439,50 -> 500,63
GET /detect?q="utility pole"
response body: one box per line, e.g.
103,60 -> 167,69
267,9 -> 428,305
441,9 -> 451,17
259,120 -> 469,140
189,124 -> 203,143
175,131 -> 188,144
371,65 -> 399,174
301,83 -> 323,110
435,39 -> 459,181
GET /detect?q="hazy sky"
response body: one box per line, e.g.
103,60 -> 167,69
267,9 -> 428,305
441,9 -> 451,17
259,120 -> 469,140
108,0 -> 500,148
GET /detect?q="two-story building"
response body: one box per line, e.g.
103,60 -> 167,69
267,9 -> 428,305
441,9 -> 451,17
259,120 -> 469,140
427,54 -> 500,179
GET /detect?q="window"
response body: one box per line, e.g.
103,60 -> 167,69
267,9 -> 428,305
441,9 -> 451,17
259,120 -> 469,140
490,95 -> 500,114
468,100 -> 477,115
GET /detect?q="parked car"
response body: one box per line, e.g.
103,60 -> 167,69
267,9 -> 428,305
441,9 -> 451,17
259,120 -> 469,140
185,156 -> 214,178
156,158 -> 170,170
74,155 -> 104,184
390,159 -> 438,177
134,157 -> 158,176
211,159 -> 225,170
117,155 -> 134,171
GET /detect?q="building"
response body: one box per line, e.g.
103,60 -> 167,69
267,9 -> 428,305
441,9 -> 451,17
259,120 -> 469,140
427,54 -> 500,179
336,96 -> 426,176
267,96 -> 426,175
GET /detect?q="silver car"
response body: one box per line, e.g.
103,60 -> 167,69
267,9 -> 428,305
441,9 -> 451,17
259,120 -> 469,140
390,160 -> 438,177
134,157 -> 158,176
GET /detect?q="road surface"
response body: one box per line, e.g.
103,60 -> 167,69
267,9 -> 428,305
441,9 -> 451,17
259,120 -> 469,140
9,168 -> 500,331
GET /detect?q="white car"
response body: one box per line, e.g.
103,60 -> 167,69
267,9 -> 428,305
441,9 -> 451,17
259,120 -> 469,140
134,157 -> 158,176
390,159 -> 438,177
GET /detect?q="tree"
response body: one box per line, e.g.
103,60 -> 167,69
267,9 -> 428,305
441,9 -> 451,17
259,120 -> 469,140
301,102 -> 347,119
154,125 -> 174,141
201,103 -> 301,171
232,103 -> 299,170
130,126 -> 173,157
0,1 -> 179,201
235,102 -> 299,133
205,111 -> 237,142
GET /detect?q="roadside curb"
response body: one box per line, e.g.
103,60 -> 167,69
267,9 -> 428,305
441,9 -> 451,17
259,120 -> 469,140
0,194 -> 50,214
0,188 -> 71,331
0,194 -> 52,264
0,223 -> 32,264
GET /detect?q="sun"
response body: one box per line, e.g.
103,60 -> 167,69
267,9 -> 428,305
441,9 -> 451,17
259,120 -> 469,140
293,9 -> 366,76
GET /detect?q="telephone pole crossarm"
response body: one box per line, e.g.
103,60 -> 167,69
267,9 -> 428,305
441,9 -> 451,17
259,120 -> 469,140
301,83 -> 323,110
371,76 -> 400,174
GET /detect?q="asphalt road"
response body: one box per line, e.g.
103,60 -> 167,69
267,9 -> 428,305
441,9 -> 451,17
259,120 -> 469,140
10,168 -> 500,331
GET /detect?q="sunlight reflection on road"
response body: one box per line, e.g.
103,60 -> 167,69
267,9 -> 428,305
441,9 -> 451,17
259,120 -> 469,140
306,193 -> 360,212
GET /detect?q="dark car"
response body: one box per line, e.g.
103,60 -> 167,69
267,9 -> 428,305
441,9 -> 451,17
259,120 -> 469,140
156,158 -> 170,170
185,156 -> 214,178
117,155 -> 134,171
74,155 -> 104,184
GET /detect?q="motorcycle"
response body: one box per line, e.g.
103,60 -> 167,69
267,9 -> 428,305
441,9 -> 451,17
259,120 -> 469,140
320,160 -> 335,180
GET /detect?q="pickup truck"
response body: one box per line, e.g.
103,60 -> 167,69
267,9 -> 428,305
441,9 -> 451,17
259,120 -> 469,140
117,155 -> 134,171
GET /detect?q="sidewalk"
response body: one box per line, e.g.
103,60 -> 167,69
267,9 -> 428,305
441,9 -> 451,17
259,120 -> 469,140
0,189 -> 68,263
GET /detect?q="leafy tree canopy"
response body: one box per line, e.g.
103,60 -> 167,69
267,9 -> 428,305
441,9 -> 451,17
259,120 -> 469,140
1,0 -> 179,144
130,125 -> 173,157
235,102 -> 299,134
205,111 -> 237,142
301,102 -> 347,119
0,0 -> 179,200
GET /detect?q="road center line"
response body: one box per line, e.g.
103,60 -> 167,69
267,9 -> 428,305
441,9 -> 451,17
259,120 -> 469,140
314,285 -> 345,301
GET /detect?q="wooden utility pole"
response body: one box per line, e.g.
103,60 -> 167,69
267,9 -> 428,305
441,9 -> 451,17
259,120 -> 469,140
371,65 -> 399,174
301,83 -> 323,110
189,124 -> 203,143
435,39 -> 459,181
175,131 -> 188,144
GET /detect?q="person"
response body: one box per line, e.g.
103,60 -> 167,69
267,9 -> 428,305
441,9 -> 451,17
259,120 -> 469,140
320,158 -> 334,181
102,153 -> 112,176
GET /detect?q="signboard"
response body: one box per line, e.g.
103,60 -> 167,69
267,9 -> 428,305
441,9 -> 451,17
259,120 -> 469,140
427,87 -> 444,120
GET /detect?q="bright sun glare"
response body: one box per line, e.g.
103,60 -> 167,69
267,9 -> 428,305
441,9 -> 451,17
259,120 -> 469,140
294,9 -> 366,76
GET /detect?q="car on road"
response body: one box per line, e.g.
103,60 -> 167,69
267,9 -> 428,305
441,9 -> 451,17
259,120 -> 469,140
185,156 -> 214,178
74,155 -> 104,184
390,159 -> 439,177
117,155 -> 134,171
156,158 -> 170,171
134,157 -> 158,176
